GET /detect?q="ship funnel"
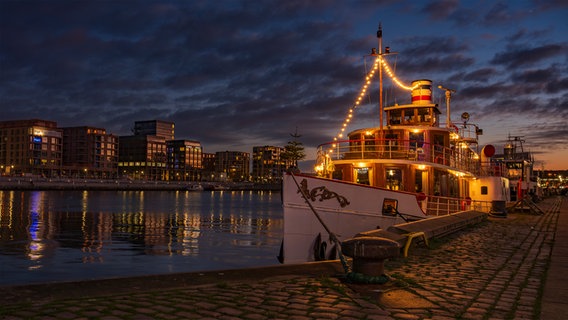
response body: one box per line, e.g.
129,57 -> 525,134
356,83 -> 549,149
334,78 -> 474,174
481,144 -> 496,172
411,79 -> 433,105
482,144 -> 496,158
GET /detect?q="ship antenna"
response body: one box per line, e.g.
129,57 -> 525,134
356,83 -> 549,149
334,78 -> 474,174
438,85 -> 456,128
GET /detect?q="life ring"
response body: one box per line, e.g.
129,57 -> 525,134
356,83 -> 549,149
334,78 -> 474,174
416,192 -> 427,202
313,233 -> 327,261
452,124 -> 459,133
460,197 -> 472,210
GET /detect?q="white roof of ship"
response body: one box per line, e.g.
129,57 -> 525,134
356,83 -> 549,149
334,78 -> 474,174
384,103 -> 440,113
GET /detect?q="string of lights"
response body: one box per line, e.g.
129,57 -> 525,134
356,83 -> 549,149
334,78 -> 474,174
329,56 -> 417,154
379,57 -> 416,91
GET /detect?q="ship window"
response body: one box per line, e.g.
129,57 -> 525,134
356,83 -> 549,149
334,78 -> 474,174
382,198 -> 398,216
386,168 -> 403,190
355,167 -> 369,185
418,108 -> 430,123
433,134 -> 444,147
389,110 -> 402,125
415,170 -> 424,193
385,133 -> 399,151
409,132 -> 424,149
403,108 -> 416,124
332,168 -> 342,180
481,186 -> 488,195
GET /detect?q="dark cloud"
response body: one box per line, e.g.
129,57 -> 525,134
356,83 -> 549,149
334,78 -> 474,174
491,43 -> 567,69
420,0 -> 459,20
483,2 -> 515,26
512,66 -> 557,84
529,0 -> 568,11
462,68 -> 498,82
506,28 -> 551,43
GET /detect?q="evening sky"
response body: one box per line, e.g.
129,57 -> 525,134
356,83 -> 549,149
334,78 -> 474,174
1,0 -> 567,169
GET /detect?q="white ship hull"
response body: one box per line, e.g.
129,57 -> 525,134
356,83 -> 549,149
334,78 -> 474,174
281,172 -> 427,264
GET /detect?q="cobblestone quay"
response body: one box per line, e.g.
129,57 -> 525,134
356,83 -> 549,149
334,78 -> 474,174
1,196 -> 566,319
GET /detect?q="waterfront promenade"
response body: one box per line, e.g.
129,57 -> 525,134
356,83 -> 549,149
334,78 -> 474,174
0,196 -> 566,319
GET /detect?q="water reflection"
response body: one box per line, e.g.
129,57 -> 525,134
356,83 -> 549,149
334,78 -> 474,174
0,190 -> 283,286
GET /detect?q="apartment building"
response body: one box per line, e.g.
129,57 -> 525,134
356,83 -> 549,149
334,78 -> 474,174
251,145 -> 291,182
62,126 -> 118,178
133,120 -> 175,140
167,139 -> 203,181
0,119 -> 63,177
117,120 -> 176,180
216,151 -> 250,182
118,135 -> 167,180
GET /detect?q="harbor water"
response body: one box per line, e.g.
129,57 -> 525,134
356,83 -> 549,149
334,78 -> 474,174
0,190 -> 283,286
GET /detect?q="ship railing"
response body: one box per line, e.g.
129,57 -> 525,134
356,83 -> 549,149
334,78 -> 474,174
321,138 -> 480,174
470,200 -> 493,213
479,161 -> 509,178
423,195 -> 493,216
455,125 -> 479,142
423,195 -> 462,216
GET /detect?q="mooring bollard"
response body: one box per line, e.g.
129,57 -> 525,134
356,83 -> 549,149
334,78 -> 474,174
341,236 -> 400,277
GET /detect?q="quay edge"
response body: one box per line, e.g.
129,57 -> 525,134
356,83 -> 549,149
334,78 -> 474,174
0,178 -> 281,191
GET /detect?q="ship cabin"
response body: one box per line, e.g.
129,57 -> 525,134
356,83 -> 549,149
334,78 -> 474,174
318,79 -> 480,199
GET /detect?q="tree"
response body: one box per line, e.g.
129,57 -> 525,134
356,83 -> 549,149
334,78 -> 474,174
281,128 -> 306,168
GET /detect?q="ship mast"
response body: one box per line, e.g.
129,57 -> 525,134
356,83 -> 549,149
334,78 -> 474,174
378,24 -> 383,138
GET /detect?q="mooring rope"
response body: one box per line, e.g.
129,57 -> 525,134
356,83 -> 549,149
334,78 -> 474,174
288,172 -> 389,284
288,172 -> 350,272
